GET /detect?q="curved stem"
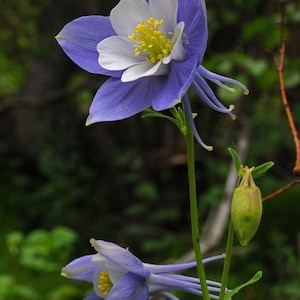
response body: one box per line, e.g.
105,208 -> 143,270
184,104 -> 211,300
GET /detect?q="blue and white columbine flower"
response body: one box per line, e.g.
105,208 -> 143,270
56,0 -> 248,150
62,238 -> 225,300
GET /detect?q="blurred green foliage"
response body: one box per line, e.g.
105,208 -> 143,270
0,0 -> 300,299
0,226 -> 84,300
0,0 -> 44,96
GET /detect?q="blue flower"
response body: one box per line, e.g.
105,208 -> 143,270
56,0 -> 247,149
62,238 -> 225,300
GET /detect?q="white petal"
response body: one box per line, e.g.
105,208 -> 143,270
121,60 -> 169,82
92,269 -> 106,298
98,36 -> 142,70
149,0 -> 178,33
110,0 -> 151,37
162,55 -> 171,64
170,22 -> 185,61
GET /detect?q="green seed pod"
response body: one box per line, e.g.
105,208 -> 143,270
231,167 -> 262,246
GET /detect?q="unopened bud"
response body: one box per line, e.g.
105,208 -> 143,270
231,167 -> 262,245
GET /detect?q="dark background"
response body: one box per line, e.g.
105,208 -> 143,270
0,0 -> 299,299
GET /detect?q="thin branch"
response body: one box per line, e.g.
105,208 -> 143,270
270,0 -> 300,175
262,180 -> 300,202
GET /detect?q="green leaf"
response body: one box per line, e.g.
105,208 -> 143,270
224,271 -> 262,299
142,109 -> 174,121
228,148 -> 274,180
228,147 -> 242,174
141,109 -> 180,128
252,161 -> 274,179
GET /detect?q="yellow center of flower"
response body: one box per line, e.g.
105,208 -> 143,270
98,271 -> 113,296
128,17 -> 173,64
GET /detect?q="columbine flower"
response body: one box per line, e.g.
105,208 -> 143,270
56,0 -> 248,150
62,238 -> 225,300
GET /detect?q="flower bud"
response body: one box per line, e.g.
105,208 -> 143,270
231,167 -> 262,245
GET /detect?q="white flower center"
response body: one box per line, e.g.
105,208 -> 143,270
128,17 -> 174,64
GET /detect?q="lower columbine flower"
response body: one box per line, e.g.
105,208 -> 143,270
62,239 -> 225,300
56,0 -> 248,149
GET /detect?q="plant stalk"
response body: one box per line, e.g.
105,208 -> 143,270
184,110 -> 211,300
219,220 -> 235,299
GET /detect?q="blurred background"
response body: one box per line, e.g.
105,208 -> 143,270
0,0 -> 299,299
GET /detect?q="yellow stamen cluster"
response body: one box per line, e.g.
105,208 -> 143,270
98,271 -> 113,296
128,17 -> 173,64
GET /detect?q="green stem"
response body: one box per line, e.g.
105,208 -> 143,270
219,220 -> 235,299
184,112 -> 211,300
